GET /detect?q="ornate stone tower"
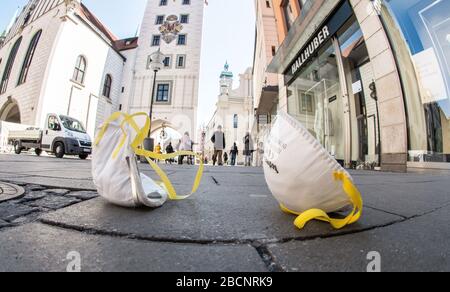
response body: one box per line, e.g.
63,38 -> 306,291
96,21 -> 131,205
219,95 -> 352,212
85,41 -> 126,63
220,62 -> 233,95
123,0 -> 205,138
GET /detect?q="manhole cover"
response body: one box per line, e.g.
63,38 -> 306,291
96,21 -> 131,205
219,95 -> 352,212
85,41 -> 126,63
0,182 -> 25,202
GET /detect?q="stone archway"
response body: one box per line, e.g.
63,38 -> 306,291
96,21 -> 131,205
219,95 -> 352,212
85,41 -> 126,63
150,119 -> 183,150
0,98 -> 21,123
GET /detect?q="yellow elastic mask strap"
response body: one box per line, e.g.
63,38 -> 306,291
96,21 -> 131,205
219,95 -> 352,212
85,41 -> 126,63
138,150 -> 204,200
122,113 -> 204,201
94,112 -> 126,147
111,113 -> 149,159
281,171 -> 363,230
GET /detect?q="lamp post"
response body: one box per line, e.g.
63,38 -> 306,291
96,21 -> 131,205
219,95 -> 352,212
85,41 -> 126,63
143,48 -> 165,153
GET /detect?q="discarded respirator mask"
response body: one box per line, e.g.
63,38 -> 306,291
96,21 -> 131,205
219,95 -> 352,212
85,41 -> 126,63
263,111 -> 363,230
92,112 -> 203,208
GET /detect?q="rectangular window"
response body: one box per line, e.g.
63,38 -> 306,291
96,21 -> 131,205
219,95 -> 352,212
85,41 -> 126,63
176,55 -> 186,69
300,92 -> 314,113
180,14 -> 189,24
152,35 -> 161,46
156,15 -> 165,25
282,0 -> 296,31
177,34 -> 187,45
182,0 -> 191,5
159,0 -> 167,6
163,56 -> 171,68
155,83 -> 171,103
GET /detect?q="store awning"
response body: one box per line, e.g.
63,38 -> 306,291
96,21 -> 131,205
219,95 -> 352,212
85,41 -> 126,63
256,86 -> 279,115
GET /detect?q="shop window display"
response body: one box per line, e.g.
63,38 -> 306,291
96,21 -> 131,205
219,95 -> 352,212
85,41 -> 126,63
384,0 -> 450,162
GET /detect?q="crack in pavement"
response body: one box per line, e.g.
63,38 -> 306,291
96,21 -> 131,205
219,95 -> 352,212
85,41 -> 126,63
0,173 -> 92,181
211,176 -> 220,186
1,179 -> 96,192
37,219 -> 281,272
34,200 -> 450,272
364,205 -> 408,220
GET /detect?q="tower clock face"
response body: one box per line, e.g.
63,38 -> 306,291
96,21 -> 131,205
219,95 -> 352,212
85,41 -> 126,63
159,15 -> 184,44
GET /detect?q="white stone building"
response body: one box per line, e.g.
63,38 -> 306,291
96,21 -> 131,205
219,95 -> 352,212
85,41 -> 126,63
0,0 -> 205,146
120,0 -> 205,142
251,0 -> 280,166
0,0 -> 127,138
205,63 -> 253,165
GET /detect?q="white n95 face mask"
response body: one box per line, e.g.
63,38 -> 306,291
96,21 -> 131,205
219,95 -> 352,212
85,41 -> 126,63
92,112 -> 204,208
92,113 -> 168,208
263,111 -> 363,230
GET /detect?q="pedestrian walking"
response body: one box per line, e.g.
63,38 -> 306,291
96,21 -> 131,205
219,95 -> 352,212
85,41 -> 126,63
223,152 -> 229,165
179,132 -> 192,165
165,142 -> 174,164
230,142 -> 238,166
187,140 -> 195,165
154,143 -> 162,163
243,132 -> 254,167
211,125 -> 226,166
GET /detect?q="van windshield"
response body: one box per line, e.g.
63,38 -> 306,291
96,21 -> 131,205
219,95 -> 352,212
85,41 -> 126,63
59,115 -> 86,133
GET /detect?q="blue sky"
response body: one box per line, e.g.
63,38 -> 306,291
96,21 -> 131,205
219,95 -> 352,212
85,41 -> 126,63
0,0 -> 256,126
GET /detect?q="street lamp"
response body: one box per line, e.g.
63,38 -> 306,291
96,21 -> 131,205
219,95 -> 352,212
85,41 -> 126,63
144,48 -> 165,153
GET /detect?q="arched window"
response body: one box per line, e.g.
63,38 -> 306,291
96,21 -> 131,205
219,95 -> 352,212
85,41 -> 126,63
72,55 -> 86,84
18,30 -> 42,85
0,37 -> 23,94
102,74 -> 112,98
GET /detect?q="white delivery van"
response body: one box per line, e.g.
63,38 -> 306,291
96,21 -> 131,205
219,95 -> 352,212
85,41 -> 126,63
8,114 -> 92,159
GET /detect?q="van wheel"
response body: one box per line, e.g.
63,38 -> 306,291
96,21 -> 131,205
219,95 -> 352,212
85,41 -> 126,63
54,142 -> 65,159
14,141 -> 22,155
79,154 -> 88,160
35,148 -> 42,156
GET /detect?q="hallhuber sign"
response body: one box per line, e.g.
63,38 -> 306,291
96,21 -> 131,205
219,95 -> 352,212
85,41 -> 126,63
284,0 -> 353,85
290,26 -> 331,75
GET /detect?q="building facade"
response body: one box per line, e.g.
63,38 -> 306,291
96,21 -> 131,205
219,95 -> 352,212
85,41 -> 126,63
268,0 -> 450,171
205,64 -> 253,165
0,0 -> 126,138
120,0 -> 205,141
252,0 -> 281,166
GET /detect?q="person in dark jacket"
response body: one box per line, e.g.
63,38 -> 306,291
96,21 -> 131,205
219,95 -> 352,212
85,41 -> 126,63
165,142 -> 175,164
243,132 -> 254,167
223,152 -> 229,165
230,142 -> 238,166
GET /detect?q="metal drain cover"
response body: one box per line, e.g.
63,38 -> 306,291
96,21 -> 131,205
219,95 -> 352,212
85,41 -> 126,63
0,182 -> 25,202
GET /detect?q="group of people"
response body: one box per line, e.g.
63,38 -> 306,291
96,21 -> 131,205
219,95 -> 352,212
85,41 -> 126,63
152,126 -> 254,167
210,125 -> 253,167
153,131 -> 195,165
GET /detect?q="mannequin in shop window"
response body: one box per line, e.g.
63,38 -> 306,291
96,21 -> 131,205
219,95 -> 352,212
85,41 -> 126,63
314,102 -> 334,149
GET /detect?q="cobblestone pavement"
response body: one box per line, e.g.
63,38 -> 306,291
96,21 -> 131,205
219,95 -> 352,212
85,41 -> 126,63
0,181 -> 98,228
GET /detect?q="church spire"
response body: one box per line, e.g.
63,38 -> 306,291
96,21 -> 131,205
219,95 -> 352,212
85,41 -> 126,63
220,61 -> 233,79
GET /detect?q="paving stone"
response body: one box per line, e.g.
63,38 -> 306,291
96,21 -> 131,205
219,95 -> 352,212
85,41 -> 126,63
0,202 -> 40,222
11,211 -> 43,224
24,184 -> 46,192
26,196 -> 80,210
14,191 -> 47,203
267,205 -> 450,272
43,189 -> 70,196
0,223 -> 268,272
40,196 -> 402,243
66,191 -> 98,200
0,219 -> 10,228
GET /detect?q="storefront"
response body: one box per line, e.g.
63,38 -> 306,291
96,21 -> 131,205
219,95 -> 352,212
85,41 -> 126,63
269,0 -> 450,170
380,0 -> 450,166
284,0 -> 380,168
